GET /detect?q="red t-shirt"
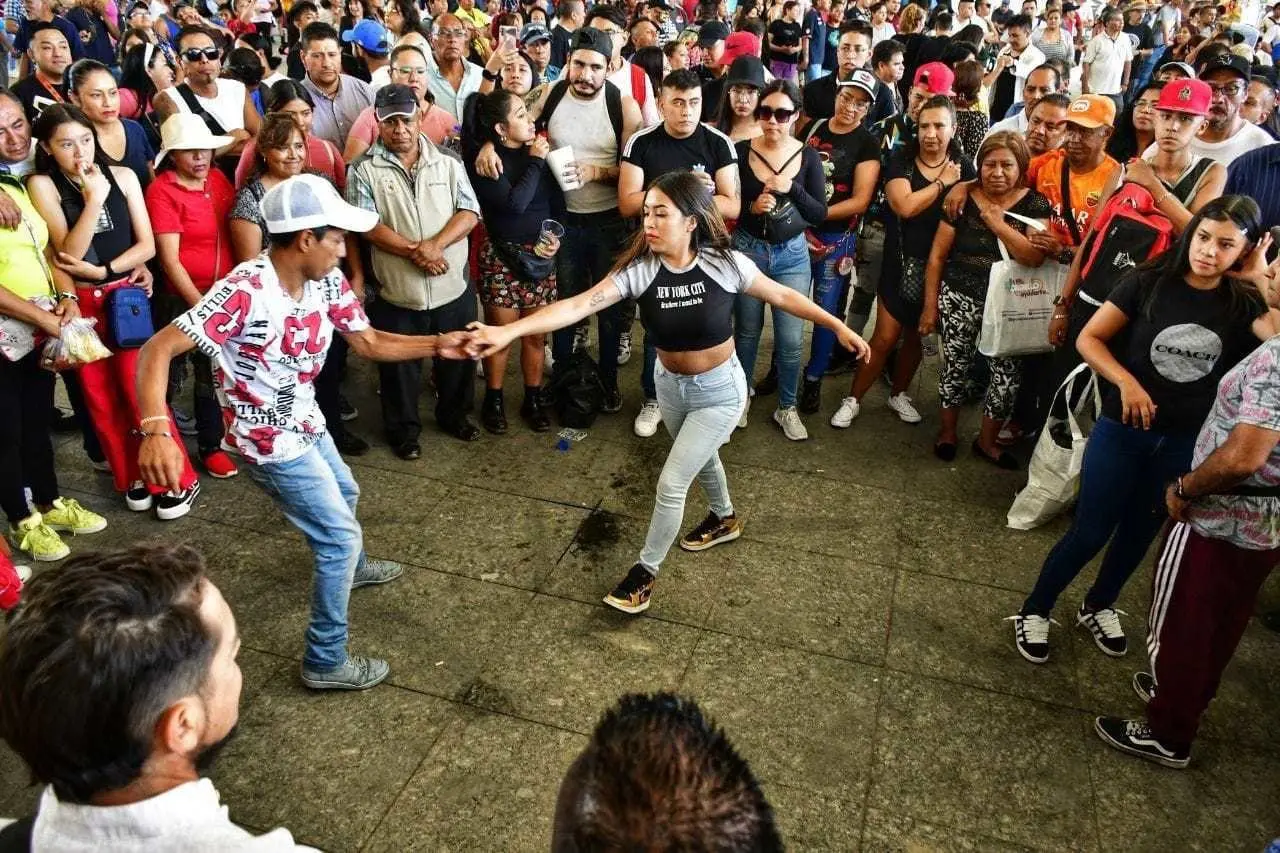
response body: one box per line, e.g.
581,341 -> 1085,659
145,169 -> 236,294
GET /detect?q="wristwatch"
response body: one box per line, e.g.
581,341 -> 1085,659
482,68 -> 500,82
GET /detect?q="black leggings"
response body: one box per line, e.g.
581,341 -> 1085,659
0,351 -> 58,522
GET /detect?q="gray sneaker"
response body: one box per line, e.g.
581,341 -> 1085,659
301,655 -> 390,690
352,558 -> 404,589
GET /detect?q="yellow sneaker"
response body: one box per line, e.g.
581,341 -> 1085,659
10,513 -> 70,562
41,498 -> 107,535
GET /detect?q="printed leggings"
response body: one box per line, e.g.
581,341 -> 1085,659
938,285 -> 1020,420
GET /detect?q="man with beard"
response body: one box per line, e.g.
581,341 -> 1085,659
0,545 -> 317,849
1147,54 -> 1274,164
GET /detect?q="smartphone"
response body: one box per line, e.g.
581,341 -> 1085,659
500,24 -> 519,42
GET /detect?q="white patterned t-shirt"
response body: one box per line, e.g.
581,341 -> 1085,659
174,254 -> 370,465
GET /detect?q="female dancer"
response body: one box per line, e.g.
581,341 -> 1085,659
467,171 -> 870,614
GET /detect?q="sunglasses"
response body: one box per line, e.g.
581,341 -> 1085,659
182,47 -> 220,62
754,105 -> 795,122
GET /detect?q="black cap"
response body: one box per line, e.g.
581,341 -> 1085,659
374,83 -> 418,120
725,55 -> 765,88
569,26 -> 614,60
1198,51 -> 1251,81
697,20 -> 730,46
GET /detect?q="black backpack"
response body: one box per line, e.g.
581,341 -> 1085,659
547,352 -> 605,428
0,816 -> 33,852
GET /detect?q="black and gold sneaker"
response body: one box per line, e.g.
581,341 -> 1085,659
603,563 -> 656,614
679,512 -> 742,552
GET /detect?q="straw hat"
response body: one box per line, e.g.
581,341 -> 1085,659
154,113 -> 233,167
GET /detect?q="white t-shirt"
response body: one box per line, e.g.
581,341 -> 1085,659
369,64 -> 390,93
162,79 -> 248,133
30,780 -> 316,852
871,21 -> 897,44
175,254 -> 370,465
986,108 -> 1028,139
1082,32 -> 1134,94
1141,121 -> 1275,166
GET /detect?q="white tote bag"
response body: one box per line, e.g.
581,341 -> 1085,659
978,239 -> 1068,358
1007,363 -> 1100,530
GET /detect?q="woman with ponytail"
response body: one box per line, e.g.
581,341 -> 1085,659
467,171 -> 871,615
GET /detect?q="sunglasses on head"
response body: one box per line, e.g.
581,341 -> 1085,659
182,47 -> 220,62
754,105 -> 795,122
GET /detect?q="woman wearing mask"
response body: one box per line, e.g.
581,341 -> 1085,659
68,59 -> 156,187
28,104 -> 201,520
919,131 -> 1051,467
235,80 -> 346,189
733,80 -> 829,441
1014,195 -> 1279,665
713,55 -> 765,143
145,113 -> 238,480
464,90 -> 560,433
467,171 -> 869,615
343,45 -> 457,160
833,95 -> 974,430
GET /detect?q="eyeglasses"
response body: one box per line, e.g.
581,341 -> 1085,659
754,105 -> 795,122
1134,98 -> 1161,110
1205,81 -> 1245,98
182,47 -> 220,62
435,27 -> 467,38
393,65 -> 427,76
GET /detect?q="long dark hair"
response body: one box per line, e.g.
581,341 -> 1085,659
610,171 -> 741,284
462,88 -> 518,147
119,42 -> 171,103
1107,80 -> 1162,162
388,0 -> 421,33
32,103 -> 111,175
265,78 -> 315,112
1133,195 -> 1264,320
906,94 -> 964,160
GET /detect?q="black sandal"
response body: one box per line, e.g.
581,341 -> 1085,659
933,440 -> 957,461
971,439 -> 1019,470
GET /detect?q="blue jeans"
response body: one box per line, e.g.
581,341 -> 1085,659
641,334 -> 658,400
553,209 -> 631,391
241,434 -> 367,671
805,228 -> 857,381
640,354 -> 747,571
732,231 -> 811,407
1021,416 -> 1196,617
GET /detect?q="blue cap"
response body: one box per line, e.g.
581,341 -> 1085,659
341,19 -> 390,55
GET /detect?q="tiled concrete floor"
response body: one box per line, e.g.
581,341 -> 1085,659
3,349 -> 1280,852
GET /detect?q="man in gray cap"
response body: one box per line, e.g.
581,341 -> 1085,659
136,174 -> 474,692
519,21 -> 556,82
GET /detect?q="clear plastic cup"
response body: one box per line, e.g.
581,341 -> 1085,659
535,218 -> 565,258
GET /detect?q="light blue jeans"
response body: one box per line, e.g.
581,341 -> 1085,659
639,353 -> 748,572
732,231 -> 811,408
241,433 -> 367,671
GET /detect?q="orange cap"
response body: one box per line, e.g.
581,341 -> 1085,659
1064,94 -> 1117,129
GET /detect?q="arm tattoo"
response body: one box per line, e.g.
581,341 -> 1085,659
588,289 -> 607,307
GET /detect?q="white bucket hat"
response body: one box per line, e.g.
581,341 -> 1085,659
260,174 -> 379,234
154,113 -> 233,167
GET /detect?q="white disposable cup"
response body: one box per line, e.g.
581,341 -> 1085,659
546,146 -> 581,191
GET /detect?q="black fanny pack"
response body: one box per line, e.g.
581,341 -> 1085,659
493,240 -> 555,283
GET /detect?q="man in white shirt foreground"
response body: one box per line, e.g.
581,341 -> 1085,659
0,544 -> 315,851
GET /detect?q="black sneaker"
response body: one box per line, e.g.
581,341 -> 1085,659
50,406 -> 80,433
393,441 -> 421,460
1132,671 -> 1156,704
521,393 -> 552,432
679,511 -> 742,552
1077,604 -> 1128,656
481,391 -> 508,435
125,482 -> 153,512
825,349 -> 855,376
338,395 -> 359,422
1093,716 -> 1189,769
755,363 -> 778,396
603,563 -> 655,614
798,377 -> 822,414
1008,613 -> 1053,664
156,481 -> 200,521
333,429 -> 370,456
601,387 -> 624,414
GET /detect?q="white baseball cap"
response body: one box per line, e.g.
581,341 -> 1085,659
260,174 -> 379,235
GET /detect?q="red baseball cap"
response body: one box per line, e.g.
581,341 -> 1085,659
721,32 -> 761,66
913,62 -> 955,96
1156,78 -> 1212,115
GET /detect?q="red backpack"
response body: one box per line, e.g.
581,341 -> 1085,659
1076,181 -> 1176,304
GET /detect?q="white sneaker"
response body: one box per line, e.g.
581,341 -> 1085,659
737,394 -> 751,429
633,399 -> 662,437
544,344 -> 555,372
772,406 -> 809,441
16,565 -> 31,583
887,393 -> 922,424
125,481 -> 153,512
830,396 -> 861,428
617,330 -> 632,365
155,481 -> 201,521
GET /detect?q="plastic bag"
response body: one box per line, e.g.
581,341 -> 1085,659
978,240 -> 1068,358
39,317 -> 112,372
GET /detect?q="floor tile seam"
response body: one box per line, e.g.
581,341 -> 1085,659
346,457 -> 602,513
858,798 -> 1080,853
858,570 -> 900,851
875,663 -> 1103,716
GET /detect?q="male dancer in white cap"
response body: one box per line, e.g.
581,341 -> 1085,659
135,174 -> 472,691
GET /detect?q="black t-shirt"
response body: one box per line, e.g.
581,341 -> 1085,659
12,76 -> 67,121
611,251 -> 759,351
884,146 -> 976,259
622,122 -> 738,184
1124,23 -> 1154,52
1102,272 -> 1265,433
989,65 -> 1018,126
698,65 -> 727,122
801,119 -> 879,231
768,19 -> 803,64
550,23 -> 575,70
802,72 -> 895,131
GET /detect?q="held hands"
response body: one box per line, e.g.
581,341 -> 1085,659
35,306 -> 63,339
1119,377 -> 1158,430
410,240 -> 449,276
139,434 -> 188,494
464,321 -> 517,358
435,330 -> 474,359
